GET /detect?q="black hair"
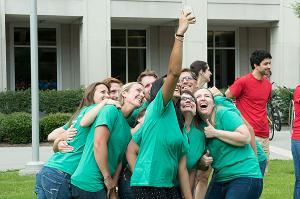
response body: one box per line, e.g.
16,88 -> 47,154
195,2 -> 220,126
250,50 -> 272,70
149,75 -> 184,131
190,60 -> 209,78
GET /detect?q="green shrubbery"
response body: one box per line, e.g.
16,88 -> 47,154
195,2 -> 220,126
0,112 -> 71,144
272,87 -> 294,123
40,113 -> 71,141
0,89 -> 83,114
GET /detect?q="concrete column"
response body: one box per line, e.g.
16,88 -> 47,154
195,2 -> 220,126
80,0 -> 111,87
270,0 -> 300,88
183,0 -> 207,67
0,0 -> 7,91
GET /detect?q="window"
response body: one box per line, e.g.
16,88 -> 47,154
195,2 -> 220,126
111,29 -> 146,83
207,31 -> 235,88
14,28 -> 57,90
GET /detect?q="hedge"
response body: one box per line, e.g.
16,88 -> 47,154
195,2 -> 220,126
0,89 -> 83,114
272,87 -> 294,124
40,113 -> 72,141
0,112 -> 71,144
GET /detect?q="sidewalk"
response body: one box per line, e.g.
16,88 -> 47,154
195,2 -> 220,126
0,127 -> 294,171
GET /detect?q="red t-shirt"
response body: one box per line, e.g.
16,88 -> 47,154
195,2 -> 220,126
229,73 -> 272,138
292,85 -> 300,140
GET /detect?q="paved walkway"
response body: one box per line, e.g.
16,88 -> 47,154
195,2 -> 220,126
0,127 -> 294,171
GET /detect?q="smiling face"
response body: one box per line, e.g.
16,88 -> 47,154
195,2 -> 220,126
122,83 -> 145,108
140,75 -> 157,100
194,88 -> 214,117
179,71 -> 197,92
255,58 -> 271,76
110,83 -> 122,100
180,92 -> 196,116
93,84 -> 110,104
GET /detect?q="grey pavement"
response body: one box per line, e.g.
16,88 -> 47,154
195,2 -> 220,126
0,126 -> 294,171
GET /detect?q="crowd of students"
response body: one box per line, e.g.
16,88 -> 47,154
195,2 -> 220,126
34,8 -> 293,199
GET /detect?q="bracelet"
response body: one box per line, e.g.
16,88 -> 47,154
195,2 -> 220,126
176,33 -> 184,37
104,176 -> 112,182
175,33 -> 184,42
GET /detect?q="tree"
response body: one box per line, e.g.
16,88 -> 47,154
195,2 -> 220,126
293,2 -> 300,18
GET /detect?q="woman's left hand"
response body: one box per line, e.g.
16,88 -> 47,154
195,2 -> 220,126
204,119 -> 218,138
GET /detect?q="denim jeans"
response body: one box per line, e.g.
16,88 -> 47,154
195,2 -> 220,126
205,177 -> 263,199
71,184 -> 107,199
292,139 -> 300,199
118,167 -> 135,199
259,160 -> 267,177
35,166 -> 71,199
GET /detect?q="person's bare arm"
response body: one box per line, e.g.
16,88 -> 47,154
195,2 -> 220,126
162,10 -> 195,105
80,99 -> 120,127
126,140 -> 139,172
178,156 -> 193,199
204,120 -> 250,146
225,88 -> 235,99
94,126 -> 116,190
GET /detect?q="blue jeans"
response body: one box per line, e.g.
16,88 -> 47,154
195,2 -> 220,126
71,184 -> 107,199
35,166 -> 71,199
118,167 -> 135,199
292,139 -> 300,199
259,160 -> 267,177
205,177 -> 263,199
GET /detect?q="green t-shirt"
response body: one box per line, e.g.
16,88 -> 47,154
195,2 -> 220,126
256,140 -> 267,162
207,107 -> 262,182
183,125 -> 206,171
127,101 -> 149,127
71,105 -> 131,192
45,104 -> 96,175
214,96 -> 266,163
130,88 -> 189,187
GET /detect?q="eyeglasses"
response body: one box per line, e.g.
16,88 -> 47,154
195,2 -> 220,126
181,96 -> 196,103
179,76 -> 195,83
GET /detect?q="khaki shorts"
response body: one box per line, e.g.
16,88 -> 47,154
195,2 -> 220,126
255,136 -> 270,161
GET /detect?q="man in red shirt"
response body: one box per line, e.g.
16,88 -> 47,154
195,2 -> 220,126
225,50 -> 272,168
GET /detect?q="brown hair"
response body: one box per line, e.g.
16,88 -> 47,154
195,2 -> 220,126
190,61 -> 209,78
137,69 -> 158,83
67,81 -> 109,127
181,68 -> 197,80
103,77 -> 123,88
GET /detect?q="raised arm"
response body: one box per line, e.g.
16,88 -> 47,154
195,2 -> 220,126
80,99 -> 120,127
162,10 -> 196,105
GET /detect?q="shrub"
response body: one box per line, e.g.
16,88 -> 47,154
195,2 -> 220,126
40,113 -> 71,141
39,89 -> 83,114
272,87 -> 294,123
0,112 -> 32,144
0,90 -> 31,114
0,89 -> 83,114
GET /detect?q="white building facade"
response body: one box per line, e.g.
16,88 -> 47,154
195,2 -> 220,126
0,0 -> 299,91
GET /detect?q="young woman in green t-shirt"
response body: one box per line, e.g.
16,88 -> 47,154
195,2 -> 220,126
194,88 -> 263,199
35,81 -> 117,199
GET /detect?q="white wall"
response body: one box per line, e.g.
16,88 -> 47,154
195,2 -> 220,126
271,0 -> 300,88
207,0 -> 280,21
5,0 -> 83,16
239,27 -> 269,76
79,0 -> 111,86
61,24 -> 80,89
0,0 -> 7,91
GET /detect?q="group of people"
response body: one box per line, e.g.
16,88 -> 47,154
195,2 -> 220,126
34,8 -> 298,199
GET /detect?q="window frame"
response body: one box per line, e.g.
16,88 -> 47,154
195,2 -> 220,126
207,27 -> 239,87
9,23 -> 61,90
111,27 -> 149,83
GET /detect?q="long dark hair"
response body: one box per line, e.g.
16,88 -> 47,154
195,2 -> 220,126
67,81 -> 109,127
149,76 -> 184,131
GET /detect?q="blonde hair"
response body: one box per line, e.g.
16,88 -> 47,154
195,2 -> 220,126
119,82 -> 144,106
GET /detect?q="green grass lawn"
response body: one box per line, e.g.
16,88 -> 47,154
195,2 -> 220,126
0,160 -> 295,199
